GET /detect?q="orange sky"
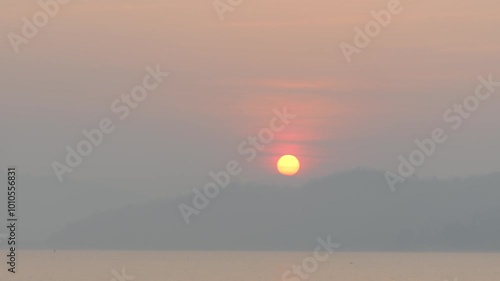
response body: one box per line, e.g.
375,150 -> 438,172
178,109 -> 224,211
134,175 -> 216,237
1,0 -> 500,188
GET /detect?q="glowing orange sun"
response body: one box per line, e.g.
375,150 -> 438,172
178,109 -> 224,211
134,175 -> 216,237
277,155 -> 300,176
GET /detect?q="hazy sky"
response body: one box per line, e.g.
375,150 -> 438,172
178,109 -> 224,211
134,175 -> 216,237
1,0 -> 499,193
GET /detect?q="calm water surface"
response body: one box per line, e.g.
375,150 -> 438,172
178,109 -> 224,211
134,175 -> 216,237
2,251 -> 499,281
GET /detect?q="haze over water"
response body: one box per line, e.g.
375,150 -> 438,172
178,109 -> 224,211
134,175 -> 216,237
2,0 -> 500,280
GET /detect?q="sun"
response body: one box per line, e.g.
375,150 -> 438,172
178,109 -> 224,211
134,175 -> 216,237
277,155 -> 300,176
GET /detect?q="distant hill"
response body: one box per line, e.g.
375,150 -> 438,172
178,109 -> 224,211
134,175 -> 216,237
0,174 -> 154,247
45,169 -> 500,251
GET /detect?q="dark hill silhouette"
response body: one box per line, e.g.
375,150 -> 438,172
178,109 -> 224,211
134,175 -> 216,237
46,169 -> 500,251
